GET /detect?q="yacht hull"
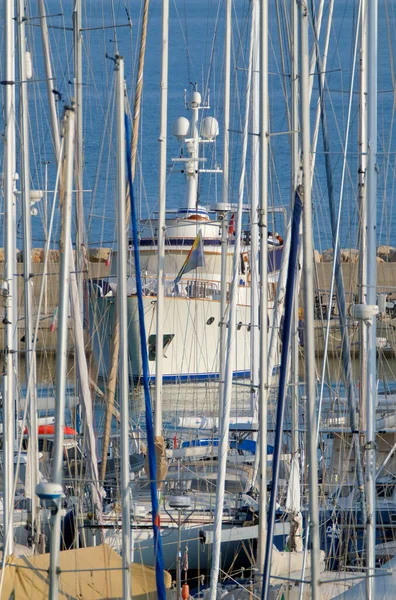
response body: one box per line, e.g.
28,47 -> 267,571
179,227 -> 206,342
89,294 -> 271,383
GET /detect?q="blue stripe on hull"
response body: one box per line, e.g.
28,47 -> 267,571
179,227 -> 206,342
132,369 -> 251,385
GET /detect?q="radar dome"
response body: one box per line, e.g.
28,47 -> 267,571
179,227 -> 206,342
191,91 -> 202,106
172,117 -> 190,141
30,190 -> 43,202
200,116 -> 219,140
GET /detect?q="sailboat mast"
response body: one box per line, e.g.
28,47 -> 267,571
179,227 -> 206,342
249,0 -> 259,428
290,0 -> 299,460
17,0 -> 39,542
209,9 -> 255,596
100,0 -> 149,480
155,0 -> 169,435
358,0 -> 368,431
300,3 -> 320,599
2,0 -> 17,559
115,55 -> 132,600
218,0 -> 232,420
101,0 -> 149,481
365,0 -> 378,597
38,0 -> 61,161
257,0 -> 269,577
73,0 -> 85,314
49,105 -> 75,600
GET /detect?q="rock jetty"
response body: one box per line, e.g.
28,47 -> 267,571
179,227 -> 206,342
2,248 -> 113,264
315,246 -> 395,263
2,246 -> 394,264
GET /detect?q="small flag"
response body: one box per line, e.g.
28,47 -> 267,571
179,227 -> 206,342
174,231 -> 205,285
49,306 -> 58,332
229,214 -> 235,236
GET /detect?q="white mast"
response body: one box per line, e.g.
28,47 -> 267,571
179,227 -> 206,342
17,0 -> 39,542
209,7 -> 255,596
38,0 -> 61,161
290,0 -> 300,462
155,0 -> 169,436
257,0 -> 269,578
249,0 -> 259,428
48,105 -> 75,600
218,0 -> 232,419
300,3 -> 320,599
101,0 -> 150,481
2,0 -> 17,559
358,0 -> 368,432
115,55 -> 132,600
73,0 -> 85,315
184,89 -> 201,211
365,0 -> 377,597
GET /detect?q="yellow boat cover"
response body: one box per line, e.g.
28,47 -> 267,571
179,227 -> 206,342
0,543 -> 171,599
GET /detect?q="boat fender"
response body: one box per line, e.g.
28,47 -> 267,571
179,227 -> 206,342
182,584 -> 190,599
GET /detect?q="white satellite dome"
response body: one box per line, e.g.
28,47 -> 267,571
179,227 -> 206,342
200,116 -> 219,140
191,91 -> 202,106
30,189 -> 43,202
172,116 -> 190,141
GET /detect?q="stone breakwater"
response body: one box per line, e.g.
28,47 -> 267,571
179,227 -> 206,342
0,250 -> 112,354
0,247 -> 112,264
1,246 -> 395,264
315,246 -> 396,264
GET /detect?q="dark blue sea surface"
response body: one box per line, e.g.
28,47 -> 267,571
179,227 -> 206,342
1,0 -> 395,252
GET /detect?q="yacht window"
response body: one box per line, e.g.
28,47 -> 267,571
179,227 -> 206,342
148,333 -> 175,361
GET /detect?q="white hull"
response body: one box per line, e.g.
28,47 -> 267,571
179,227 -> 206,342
84,518 -> 288,571
90,293 -> 275,383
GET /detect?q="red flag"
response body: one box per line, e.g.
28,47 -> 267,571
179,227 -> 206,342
229,214 -> 235,236
49,307 -> 58,332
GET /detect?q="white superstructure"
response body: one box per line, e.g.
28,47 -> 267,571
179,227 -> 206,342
88,89 -> 282,382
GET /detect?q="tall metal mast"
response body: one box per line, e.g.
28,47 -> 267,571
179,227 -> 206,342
115,55 -> 132,600
73,0 -> 85,314
358,0 -> 368,432
2,0 -> 17,559
100,0 -> 150,481
155,0 -> 169,436
17,0 -> 39,545
290,0 -> 300,461
38,0 -> 61,161
218,0 -> 232,424
365,0 -> 378,597
209,7 -> 255,595
257,0 -> 269,579
300,2 -> 320,598
48,106 -> 75,600
249,0 -> 260,429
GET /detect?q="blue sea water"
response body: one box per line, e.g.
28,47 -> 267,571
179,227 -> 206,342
1,0 -> 396,252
